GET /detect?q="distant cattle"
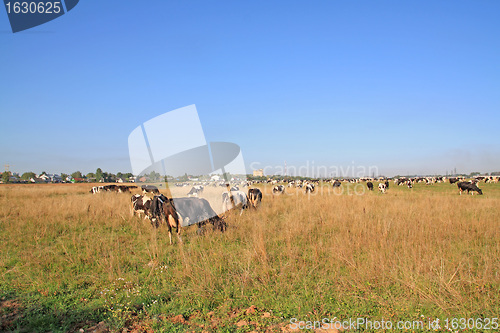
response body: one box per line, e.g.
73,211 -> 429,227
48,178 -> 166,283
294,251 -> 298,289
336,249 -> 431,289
385,180 -> 389,189
407,180 -> 413,189
367,182 -> 374,191
273,185 -> 285,194
305,183 -> 315,194
103,185 -> 118,192
187,185 -> 204,197
222,190 -> 249,214
247,188 -> 263,208
142,185 -> 160,194
378,183 -> 387,193
486,176 -> 499,183
117,185 -> 135,193
396,178 -> 408,186
457,182 -> 483,195
332,180 -> 341,188
230,185 -> 240,191
93,185 -> 136,193
150,194 -> 181,244
130,194 -> 152,219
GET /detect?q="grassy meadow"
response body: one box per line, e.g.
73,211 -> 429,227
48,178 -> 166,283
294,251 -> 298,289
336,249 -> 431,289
0,181 -> 499,332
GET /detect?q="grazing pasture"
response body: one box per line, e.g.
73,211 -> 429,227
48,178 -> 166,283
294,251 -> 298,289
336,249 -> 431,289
0,182 -> 499,332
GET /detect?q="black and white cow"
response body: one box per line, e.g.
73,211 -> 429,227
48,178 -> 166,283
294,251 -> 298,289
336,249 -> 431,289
305,183 -> 315,194
247,188 -> 263,208
102,185 -> 118,192
457,182 -> 483,195
173,197 -> 226,232
142,185 -> 160,195
378,183 -> 387,193
187,185 -> 204,197
150,194 -> 182,244
332,180 -> 342,188
117,185 -> 131,193
130,194 -> 153,219
367,182 -> 374,191
222,190 -> 249,214
407,180 -> 413,189
272,185 -> 285,195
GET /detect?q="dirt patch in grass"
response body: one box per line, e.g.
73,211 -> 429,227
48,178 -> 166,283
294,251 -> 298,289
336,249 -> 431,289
0,298 -> 22,331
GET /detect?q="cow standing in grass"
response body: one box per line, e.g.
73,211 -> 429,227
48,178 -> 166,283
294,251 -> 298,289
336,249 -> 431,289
131,194 -> 153,220
457,182 -> 483,195
248,188 -> 263,208
305,183 -> 315,194
378,183 -> 387,193
150,194 -> 182,244
173,197 -> 226,232
367,182 -> 374,191
222,191 -> 249,215
273,185 -> 285,195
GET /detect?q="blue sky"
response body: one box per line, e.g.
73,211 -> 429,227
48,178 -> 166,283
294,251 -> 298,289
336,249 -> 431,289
1,1 -> 499,177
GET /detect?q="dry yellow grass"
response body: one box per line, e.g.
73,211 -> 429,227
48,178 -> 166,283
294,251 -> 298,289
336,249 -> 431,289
0,182 -> 499,332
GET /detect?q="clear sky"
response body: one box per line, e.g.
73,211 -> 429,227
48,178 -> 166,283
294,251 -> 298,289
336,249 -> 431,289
1,1 -> 499,177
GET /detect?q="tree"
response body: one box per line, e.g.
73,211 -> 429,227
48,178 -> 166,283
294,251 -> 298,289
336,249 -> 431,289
95,168 -> 103,182
61,173 -> 68,181
21,172 -> 36,181
71,171 -> 83,179
148,171 -> 160,182
1,172 -> 11,183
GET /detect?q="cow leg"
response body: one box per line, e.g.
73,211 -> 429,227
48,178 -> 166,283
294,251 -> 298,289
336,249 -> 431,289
167,224 -> 173,245
176,225 -> 182,243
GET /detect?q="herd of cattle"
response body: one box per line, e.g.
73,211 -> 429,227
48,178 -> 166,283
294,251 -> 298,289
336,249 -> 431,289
89,176 -> 496,243
264,175 -> 495,195
128,184 -> 263,244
